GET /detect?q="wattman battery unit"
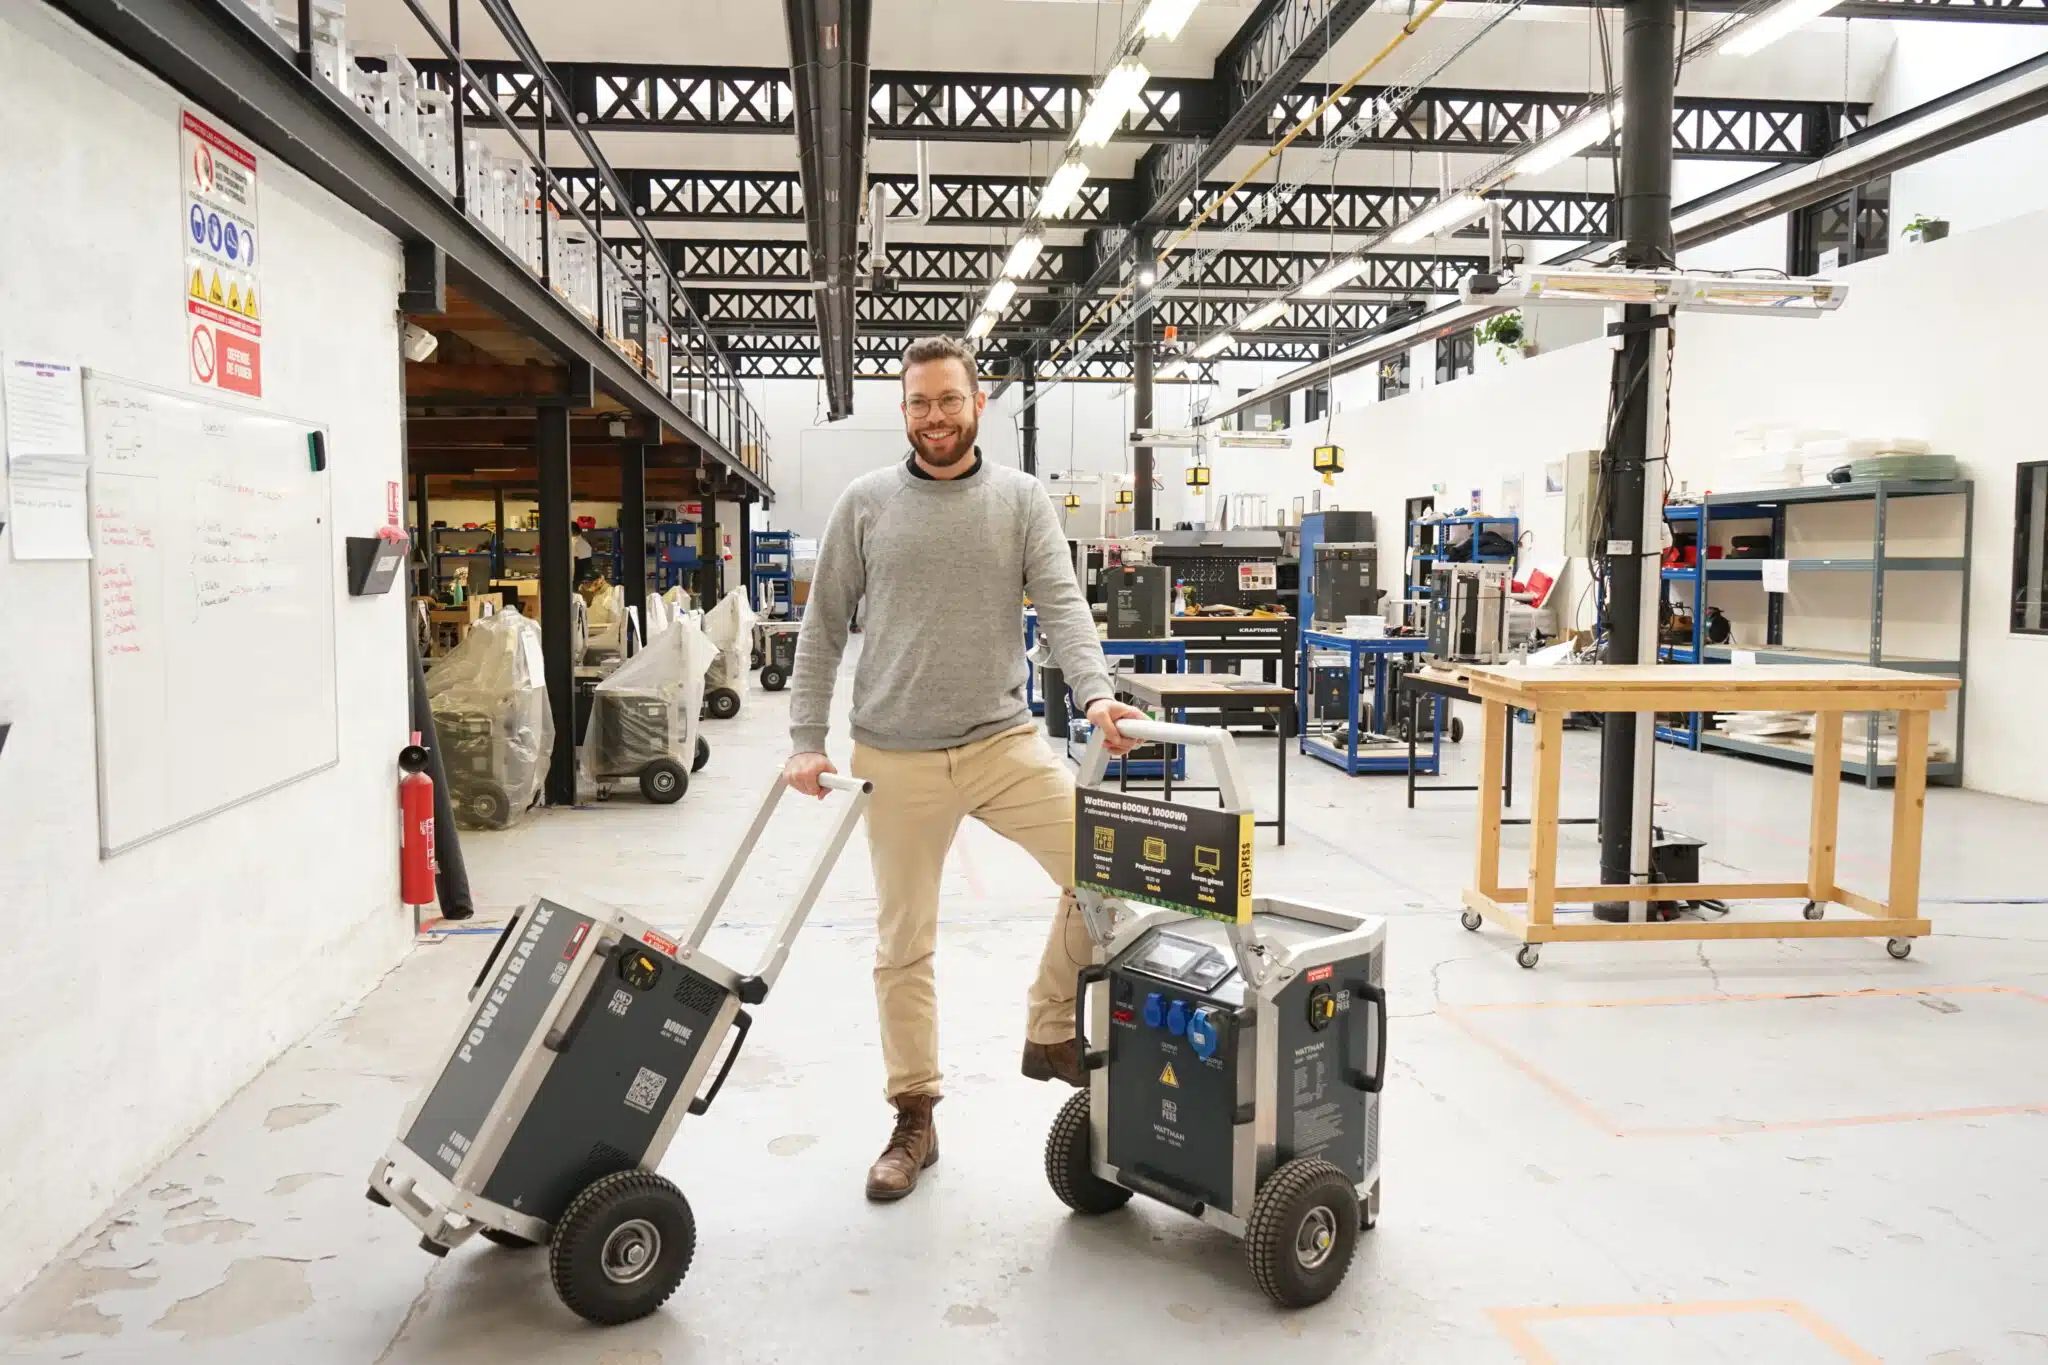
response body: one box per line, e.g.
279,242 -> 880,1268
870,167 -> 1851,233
1047,719 -> 1387,1307
366,771 -> 873,1325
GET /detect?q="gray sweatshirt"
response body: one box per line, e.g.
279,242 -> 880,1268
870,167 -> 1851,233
789,456 -> 1113,754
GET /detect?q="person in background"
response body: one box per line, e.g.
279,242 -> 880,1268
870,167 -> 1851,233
784,334 -> 1144,1204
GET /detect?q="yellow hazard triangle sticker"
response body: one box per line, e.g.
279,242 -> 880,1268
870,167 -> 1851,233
189,269 -> 206,300
227,282 -> 241,313
244,288 -> 259,320
208,272 -> 223,305
1159,1062 -> 1179,1088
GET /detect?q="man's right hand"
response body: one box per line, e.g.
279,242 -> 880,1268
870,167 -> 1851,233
784,751 -> 837,799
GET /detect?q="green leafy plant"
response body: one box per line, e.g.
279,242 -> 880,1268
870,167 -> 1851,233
1476,310 -> 1525,350
1903,215 -> 1941,235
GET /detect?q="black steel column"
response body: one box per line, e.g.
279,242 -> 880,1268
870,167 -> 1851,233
620,441 -> 649,636
738,497 -> 754,609
699,498 -> 721,604
411,472 -> 430,595
537,407 -> 576,806
1596,0 -> 1677,914
1020,366 -> 1039,476
1133,288 -> 1156,532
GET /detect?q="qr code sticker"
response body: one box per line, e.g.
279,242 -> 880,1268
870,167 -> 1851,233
624,1066 -> 668,1115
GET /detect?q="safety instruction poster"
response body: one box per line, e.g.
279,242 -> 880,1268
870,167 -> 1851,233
181,110 -> 263,399
1075,789 -> 1252,924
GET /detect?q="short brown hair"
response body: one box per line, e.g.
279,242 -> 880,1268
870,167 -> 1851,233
900,336 -> 978,389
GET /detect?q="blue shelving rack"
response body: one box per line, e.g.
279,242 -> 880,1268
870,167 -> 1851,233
1406,515 -> 1520,624
1656,503 -> 1706,749
750,529 -> 796,618
652,521 -> 702,591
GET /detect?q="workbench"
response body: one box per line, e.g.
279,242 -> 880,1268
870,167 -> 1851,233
1298,631 -> 1438,775
1458,664 -> 1959,967
1114,673 -> 1296,844
1170,614 -> 1298,690
1060,638 -> 1188,780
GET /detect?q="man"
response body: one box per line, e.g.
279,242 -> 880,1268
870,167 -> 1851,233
785,335 -> 1144,1203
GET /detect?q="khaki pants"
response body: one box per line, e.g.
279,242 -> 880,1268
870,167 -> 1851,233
849,724 -> 1090,1100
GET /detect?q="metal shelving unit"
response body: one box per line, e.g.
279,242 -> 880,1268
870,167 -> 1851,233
750,530 -> 796,619
1656,503 -> 1706,749
1405,515 -> 1520,620
1694,479 -> 1972,788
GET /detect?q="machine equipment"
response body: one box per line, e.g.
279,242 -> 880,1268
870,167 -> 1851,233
753,621 -> 802,691
366,771 -> 874,1325
1310,543 -> 1382,629
1046,720 -> 1387,1307
1104,565 -> 1171,639
1427,563 -> 1510,664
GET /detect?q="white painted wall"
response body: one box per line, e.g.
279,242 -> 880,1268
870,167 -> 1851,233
0,7 -> 411,1300
1876,23 -> 2048,246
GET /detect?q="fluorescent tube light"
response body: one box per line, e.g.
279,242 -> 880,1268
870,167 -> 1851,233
1193,332 -> 1235,359
1137,0 -> 1202,40
966,311 -> 996,339
1001,234 -> 1045,278
1075,61 -> 1150,148
1719,0 -> 1842,57
1299,258 -> 1368,297
1507,103 -> 1623,180
984,278 -> 1018,314
1390,192 -> 1486,245
1036,158 -> 1092,219
1238,299 -> 1289,331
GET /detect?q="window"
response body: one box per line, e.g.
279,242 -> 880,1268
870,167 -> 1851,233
1226,386 -> 1290,432
1791,174 -> 1890,275
2016,461 -> 2048,635
1435,330 -> 1475,385
1304,383 -> 1330,424
1377,352 -> 1410,402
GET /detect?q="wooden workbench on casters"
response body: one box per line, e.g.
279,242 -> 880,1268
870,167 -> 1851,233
1458,664 -> 1960,967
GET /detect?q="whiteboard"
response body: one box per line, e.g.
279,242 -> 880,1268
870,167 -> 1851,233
84,372 -> 339,855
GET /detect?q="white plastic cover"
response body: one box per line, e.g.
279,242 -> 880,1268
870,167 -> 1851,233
701,587 -> 758,692
425,609 -> 554,830
583,611 -> 717,785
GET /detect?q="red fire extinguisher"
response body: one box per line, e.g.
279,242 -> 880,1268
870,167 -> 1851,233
399,733 -> 437,908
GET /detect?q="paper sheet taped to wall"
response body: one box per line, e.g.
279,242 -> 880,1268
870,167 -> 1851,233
3,357 -> 91,560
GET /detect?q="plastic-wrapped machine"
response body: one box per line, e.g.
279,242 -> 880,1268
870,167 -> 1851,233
643,592 -> 672,641
426,609 -> 554,830
699,588 -> 757,720
581,612 -> 718,804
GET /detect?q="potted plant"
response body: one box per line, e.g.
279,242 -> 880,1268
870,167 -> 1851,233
1903,214 -> 1949,244
1476,310 -> 1531,364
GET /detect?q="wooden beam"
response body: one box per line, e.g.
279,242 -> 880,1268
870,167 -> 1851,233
405,360 -> 567,402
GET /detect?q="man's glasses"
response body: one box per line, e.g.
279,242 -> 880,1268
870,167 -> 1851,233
903,393 -> 969,418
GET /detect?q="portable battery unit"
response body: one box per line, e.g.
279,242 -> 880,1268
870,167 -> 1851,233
432,705 -> 533,830
754,621 -> 801,692
1047,720 -> 1387,1308
366,771 -> 873,1326
1104,565 -> 1171,638
1426,563 -> 1510,664
587,688 -> 707,804
1310,543 -> 1382,628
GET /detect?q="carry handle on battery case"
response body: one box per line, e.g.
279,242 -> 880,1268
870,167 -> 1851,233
1343,980 -> 1389,1094
685,770 -> 874,1004
687,1008 -> 753,1115
1073,963 -> 1111,1071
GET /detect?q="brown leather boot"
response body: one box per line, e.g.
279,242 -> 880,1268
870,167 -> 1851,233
1021,1038 -> 1086,1087
864,1094 -> 939,1202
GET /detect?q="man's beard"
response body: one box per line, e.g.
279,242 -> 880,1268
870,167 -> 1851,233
910,413 -> 978,468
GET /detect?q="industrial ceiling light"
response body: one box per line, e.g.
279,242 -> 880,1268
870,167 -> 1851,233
1217,432 -> 1291,449
1299,258 -> 1369,297
1116,487 -> 1134,507
1461,266 -> 1849,316
1185,462 -> 1211,487
1036,157 -> 1093,219
1063,491 -> 1082,510
1719,0 -> 1842,57
1002,234 -> 1045,278
1390,192 -> 1487,245
1192,332 -> 1235,359
966,310 -> 996,340
1075,60 -> 1151,149
1506,103 -> 1623,180
1137,266 -> 1158,288
1138,0 -> 1203,40
1313,444 -> 1344,485
1238,299 -> 1289,332
983,278 -> 1019,314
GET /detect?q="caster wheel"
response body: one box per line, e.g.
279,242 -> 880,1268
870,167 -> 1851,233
480,1227 -> 539,1250
1887,938 -> 1913,960
639,758 -> 688,805
468,783 -> 510,831
1802,900 -> 1824,920
760,666 -> 787,692
751,649 -> 764,670
1449,716 -> 1465,743
1045,1091 -> 1132,1216
693,736 -> 711,773
549,1170 -> 694,1326
1516,944 -> 1541,970
1246,1158 -> 1359,1308
1460,909 -> 1483,932
704,688 -> 741,721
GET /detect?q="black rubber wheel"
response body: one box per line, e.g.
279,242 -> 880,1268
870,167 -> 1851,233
693,736 -> 710,773
751,648 -> 764,670
1887,938 -> 1913,960
1803,900 -> 1824,920
1044,1091 -> 1132,1216
469,783 -> 510,830
1460,909 -> 1483,932
548,1170 -> 695,1326
639,758 -> 687,805
1246,1158 -> 1360,1309
480,1227 -> 539,1250
1449,716 -> 1465,743
760,666 -> 787,692
1516,943 -> 1541,969
705,688 -> 741,721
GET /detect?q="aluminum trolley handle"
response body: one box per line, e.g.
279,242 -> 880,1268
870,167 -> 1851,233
1076,716 -> 1251,816
682,771 -> 874,1005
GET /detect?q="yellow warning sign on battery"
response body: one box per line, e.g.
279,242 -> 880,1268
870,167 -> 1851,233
1159,1062 -> 1179,1088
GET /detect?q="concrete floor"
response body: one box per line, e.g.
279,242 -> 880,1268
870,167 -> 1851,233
6,664 -> 2048,1364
